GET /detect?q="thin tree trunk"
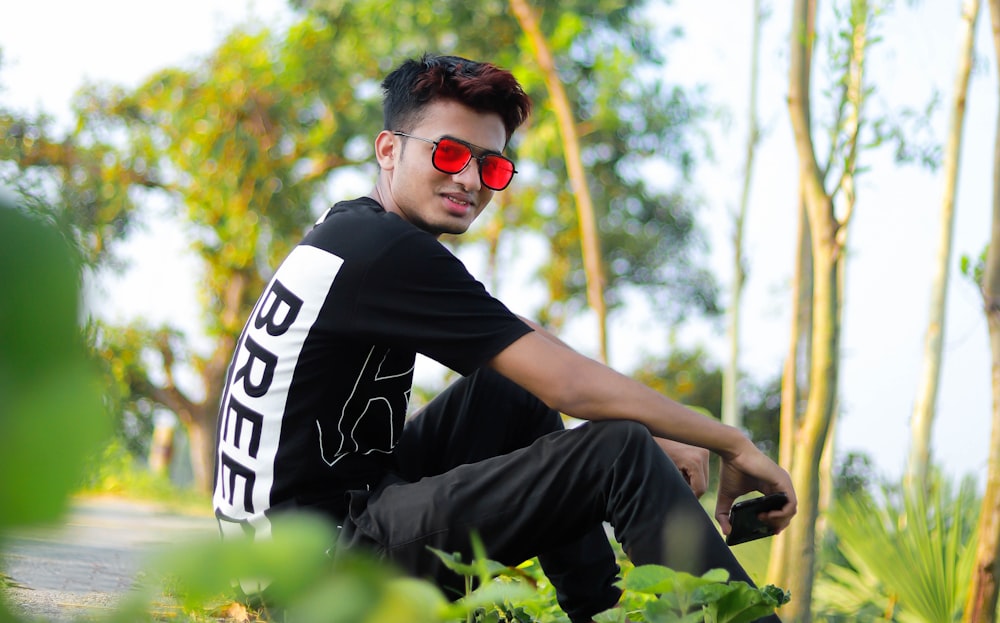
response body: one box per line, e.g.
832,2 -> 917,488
769,1 -> 869,617
768,0 -> 820,601
782,229 -> 840,623
508,0 -> 609,362
768,193 -> 812,584
908,0 -> 981,496
186,411 -> 215,496
963,2 -> 1000,619
723,0 -> 764,428
817,405 -> 836,537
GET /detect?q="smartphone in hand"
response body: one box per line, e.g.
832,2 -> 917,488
726,492 -> 789,546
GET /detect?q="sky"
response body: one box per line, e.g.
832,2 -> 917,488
0,0 -> 995,486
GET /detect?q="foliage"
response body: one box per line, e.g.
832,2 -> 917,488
0,196 -> 110,620
631,346 -> 781,457
960,248 -> 987,290
0,199 -> 110,531
88,321 -> 178,456
0,1 -> 723,488
0,96 -> 154,271
814,473 -> 980,623
294,0 -> 718,327
90,20 -> 369,339
609,565 -> 789,623
78,439 -> 208,514
833,450 -> 880,496
430,538 -> 545,623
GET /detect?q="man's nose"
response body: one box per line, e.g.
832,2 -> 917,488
453,159 -> 482,191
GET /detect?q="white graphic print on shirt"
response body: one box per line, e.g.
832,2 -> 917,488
214,245 -> 343,539
319,344 -> 412,466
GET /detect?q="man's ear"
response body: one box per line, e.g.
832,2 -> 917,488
373,130 -> 397,171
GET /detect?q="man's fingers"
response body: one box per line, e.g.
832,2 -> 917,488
715,508 -> 733,535
683,467 -> 708,498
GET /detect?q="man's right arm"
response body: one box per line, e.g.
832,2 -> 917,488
487,330 -> 797,535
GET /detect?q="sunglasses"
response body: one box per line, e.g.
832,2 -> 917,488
393,132 -> 517,191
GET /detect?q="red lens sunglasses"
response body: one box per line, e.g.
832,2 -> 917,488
393,132 -> 517,191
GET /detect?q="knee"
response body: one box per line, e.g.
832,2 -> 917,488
591,419 -> 650,444
589,420 -> 660,460
589,421 -> 686,480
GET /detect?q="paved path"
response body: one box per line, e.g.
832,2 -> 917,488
2,496 -> 216,622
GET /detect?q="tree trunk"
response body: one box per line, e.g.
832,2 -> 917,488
908,0 -> 981,496
723,0 -> 764,429
186,406 -> 216,496
148,416 -> 176,476
780,224 -> 841,623
768,1 -> 871,617
768,192 -> 813,585
963,3 -> 1000,620
508,0 -> 609,362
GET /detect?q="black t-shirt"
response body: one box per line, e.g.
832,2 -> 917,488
213,197 -> 532,538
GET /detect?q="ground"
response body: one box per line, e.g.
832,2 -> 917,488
1,496 -> 215,622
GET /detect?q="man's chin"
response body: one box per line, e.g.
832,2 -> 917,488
421,217 -> 473,237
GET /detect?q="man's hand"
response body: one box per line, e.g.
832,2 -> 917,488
654,437 -> 710,498
714,444 -> 797,537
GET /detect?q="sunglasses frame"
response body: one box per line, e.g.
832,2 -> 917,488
392,132 -> 517,191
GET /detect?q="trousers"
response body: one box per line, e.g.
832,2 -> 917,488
342,368 -> 781,623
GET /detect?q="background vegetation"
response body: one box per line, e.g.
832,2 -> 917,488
1,0 -> 999,621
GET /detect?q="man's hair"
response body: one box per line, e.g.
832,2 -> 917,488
381,54 -> 532,144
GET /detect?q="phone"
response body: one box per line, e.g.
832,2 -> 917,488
725,492 -> 789,546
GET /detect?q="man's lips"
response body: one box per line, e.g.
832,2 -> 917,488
443,193 -> 475,215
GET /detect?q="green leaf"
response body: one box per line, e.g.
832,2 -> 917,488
622,564 -> 681,594
818,473 -> 979,622
429,547 -> 482,578
709,581 -> 782,623
0,205 -> 110,529
150,513 -> 340,608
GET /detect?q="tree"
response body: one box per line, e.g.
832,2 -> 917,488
632,347 -> 781,455
508,0 -> 610,362
766,0 -> 878,618
294,0 -> 719,331
0,101 -> 153,271
964,1 -> 1000,619
39,1 -> 717,492
907,0 -> 982,497
1,70 -> 163,472
722,0 -> 766,429
84,21 -> 388,492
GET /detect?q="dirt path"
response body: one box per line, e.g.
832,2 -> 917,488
2,497 -> 215,622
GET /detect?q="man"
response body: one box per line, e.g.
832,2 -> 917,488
213,53 -> 796,623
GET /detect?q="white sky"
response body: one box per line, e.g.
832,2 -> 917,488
0,0 -> 995,486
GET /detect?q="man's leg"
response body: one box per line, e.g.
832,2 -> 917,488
351,405 -> 778,622
391,368 -> 622,621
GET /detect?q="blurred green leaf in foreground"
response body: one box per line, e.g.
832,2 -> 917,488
0,190 -> 110,530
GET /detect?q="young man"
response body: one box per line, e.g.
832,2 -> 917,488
213,54 -> 796,623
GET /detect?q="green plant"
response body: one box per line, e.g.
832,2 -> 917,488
430,534 -> 550,623
815,473 -> 979,623
608,565 -> 789,623
0,200 -> 111,622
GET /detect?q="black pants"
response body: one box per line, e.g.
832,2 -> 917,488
342,368 -> 780,623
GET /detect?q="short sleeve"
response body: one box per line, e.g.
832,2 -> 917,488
346,230 -> 532,375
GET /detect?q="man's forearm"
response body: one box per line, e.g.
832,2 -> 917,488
491,331 -> 754,459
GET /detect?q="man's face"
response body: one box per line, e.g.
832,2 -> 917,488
374,99 -> 508,237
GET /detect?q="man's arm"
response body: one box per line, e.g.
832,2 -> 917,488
487,330 -> 797,535
517,315 -> 710,496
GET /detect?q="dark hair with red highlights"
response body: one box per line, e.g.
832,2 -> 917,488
381,54 -> 532,144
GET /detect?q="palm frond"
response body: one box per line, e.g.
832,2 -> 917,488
819,474 -> 979,623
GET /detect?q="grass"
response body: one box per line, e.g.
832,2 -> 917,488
77,440 -> 212,516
